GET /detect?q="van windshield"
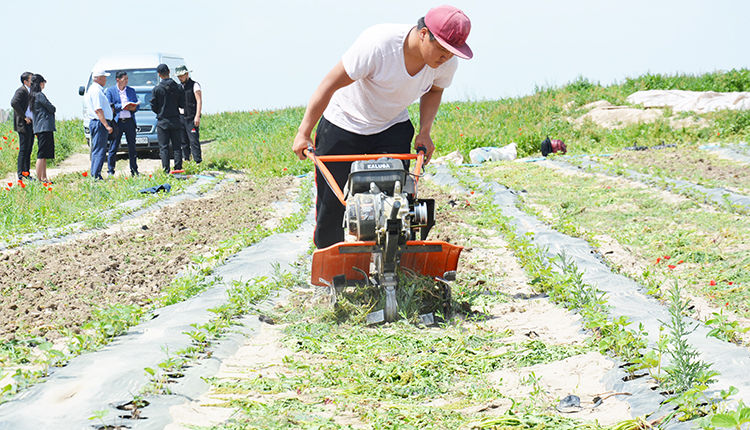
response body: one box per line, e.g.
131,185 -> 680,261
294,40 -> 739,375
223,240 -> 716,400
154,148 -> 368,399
87,69 -> 159,90
134,90 -> 153,111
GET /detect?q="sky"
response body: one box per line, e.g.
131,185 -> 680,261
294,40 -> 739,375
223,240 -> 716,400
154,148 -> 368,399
2,0 -> 749,120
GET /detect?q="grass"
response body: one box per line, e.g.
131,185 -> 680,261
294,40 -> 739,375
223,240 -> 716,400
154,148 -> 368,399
197,69 -> 750,177
473,162 -> 750,315
568,148 -> 750,197
0,169 -> 192,245
0,118 -> 84,173
201,107 -> 307,177
202,303 -> 596,430
406,69 -> 750,158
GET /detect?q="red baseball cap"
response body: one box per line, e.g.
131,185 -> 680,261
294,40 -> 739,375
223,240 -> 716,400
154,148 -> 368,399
424,5 -> 473,60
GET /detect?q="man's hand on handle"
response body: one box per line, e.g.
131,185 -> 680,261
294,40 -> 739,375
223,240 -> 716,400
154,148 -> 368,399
293,132 -> 313,160
414,132 -> 435,165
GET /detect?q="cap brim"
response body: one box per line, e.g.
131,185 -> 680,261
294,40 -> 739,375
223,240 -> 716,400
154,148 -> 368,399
434,34 -> 473,59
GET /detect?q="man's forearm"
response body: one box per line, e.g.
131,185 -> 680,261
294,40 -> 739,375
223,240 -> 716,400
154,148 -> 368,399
95,109 -> 107,124
195,91 -> 202,119
418,86 -> 444,137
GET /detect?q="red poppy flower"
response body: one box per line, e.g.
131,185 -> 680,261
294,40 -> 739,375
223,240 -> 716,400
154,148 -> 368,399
728,282 -> 733,285
47,187 -> 52,191
664,256 -> 671,260
710,280 -> 717,286
19,182 -> 25,189
677,260 -> 683,264
22,171 -> 29,177
283,167 -> 287,172
7,182 -> 12,187
656,257 -> 661,264
668,265 -> 676,270
82,172 -> 88,177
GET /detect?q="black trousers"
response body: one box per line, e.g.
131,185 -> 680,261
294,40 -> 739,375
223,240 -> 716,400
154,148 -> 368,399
108,118 -> 139,175
16,122 -> 34,178
157,119 -> 183,173
180,115 -> 202,163
313,116 -> 414,249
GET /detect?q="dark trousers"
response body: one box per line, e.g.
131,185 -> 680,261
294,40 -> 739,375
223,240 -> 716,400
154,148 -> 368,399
108,118 -> 139,175
157,119 -> 183,173
313,116 -> 414,249
16,122 -> 34,179
181,115 -> 202,163
90,119 -> 109,180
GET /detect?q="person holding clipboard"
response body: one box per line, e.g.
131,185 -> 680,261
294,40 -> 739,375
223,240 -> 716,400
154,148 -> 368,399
106,70 -> 141,176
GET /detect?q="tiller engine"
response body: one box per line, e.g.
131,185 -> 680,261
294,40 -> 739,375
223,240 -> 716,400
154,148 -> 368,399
307,149 -> 462,323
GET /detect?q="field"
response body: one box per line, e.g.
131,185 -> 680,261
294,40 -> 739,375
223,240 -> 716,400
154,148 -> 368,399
0,69 -> 749,429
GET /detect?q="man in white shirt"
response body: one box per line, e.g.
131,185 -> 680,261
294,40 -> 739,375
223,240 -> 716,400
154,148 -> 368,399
85,68 -> 114,180
291,5 -> 473,249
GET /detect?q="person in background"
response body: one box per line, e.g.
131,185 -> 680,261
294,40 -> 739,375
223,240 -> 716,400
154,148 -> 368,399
151,64 -> 185,173
85,68 -> 114,180
106,70 -> 140,176
291,5 -> 473,249
175,65 -> 203,164
28,74 -> 55,183
10,72 -> 35,181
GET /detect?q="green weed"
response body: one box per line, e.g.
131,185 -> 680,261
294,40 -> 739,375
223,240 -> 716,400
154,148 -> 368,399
660,281 -> 717,394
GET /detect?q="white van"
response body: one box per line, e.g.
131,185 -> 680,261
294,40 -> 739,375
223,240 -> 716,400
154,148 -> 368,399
78,52 -> 187,153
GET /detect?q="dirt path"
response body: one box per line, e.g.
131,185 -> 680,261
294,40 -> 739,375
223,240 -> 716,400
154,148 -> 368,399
4,144 -> 201,183
46,145 -> 166,178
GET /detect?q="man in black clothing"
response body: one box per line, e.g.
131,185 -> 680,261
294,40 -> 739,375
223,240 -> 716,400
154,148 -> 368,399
151,64 -> 185,173
175,65 -> 202,164
10,72 -> 34,180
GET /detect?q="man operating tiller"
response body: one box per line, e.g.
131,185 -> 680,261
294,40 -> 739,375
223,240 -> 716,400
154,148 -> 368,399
292,5 -> 473,249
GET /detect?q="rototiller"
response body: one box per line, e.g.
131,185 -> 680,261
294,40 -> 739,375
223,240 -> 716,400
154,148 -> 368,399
305,147 -> 462,323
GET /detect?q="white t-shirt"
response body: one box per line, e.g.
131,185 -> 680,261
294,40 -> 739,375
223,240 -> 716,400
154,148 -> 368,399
85,82 -> 113,126
324,23 -> 458,135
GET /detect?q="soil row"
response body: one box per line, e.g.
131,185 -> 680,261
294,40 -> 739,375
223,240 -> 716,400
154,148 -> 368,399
0,174 -> 298,344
